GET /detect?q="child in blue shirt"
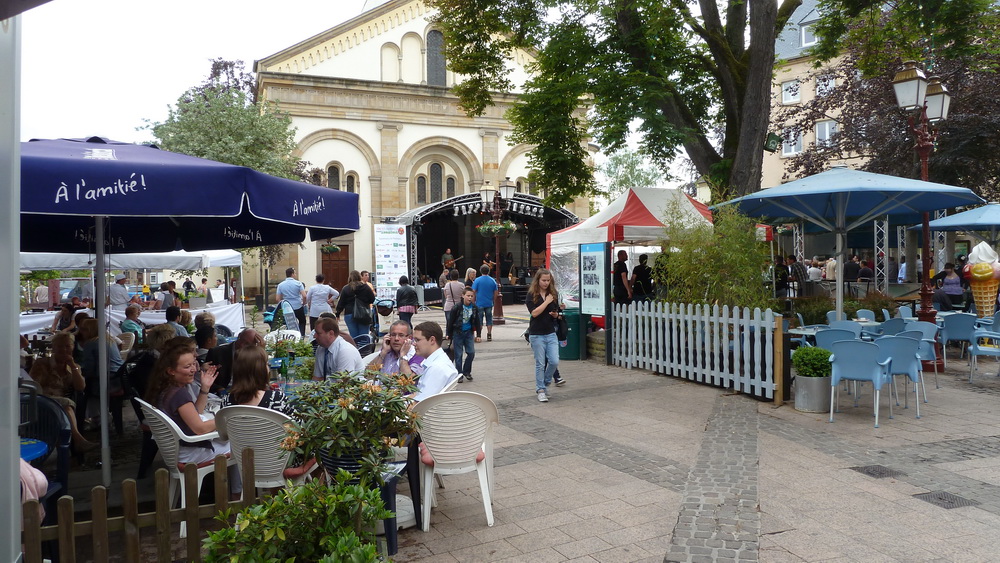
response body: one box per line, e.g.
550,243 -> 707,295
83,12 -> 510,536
446,288 -> 481,381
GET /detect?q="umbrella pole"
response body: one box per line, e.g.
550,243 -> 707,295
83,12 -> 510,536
836,230 -> 844,321
96,216 -> 111,486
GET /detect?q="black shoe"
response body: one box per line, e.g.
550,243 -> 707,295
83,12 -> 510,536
554,376 -> 566,386
465,374 -> 473,381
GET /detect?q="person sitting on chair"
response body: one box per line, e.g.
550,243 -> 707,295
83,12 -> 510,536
397,321 -> 458,402
312,316 -> 365,379
369,320 -> 424,375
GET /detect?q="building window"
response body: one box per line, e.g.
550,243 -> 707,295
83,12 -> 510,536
346,173 -> 357,193
782,128 -> 803,156
430,163 -> 443,202
816,74 -> 835,97
427,30 -> 446,87
800,24 -> 817,47
781,80 -> 800,104
816,120 -> 838,147
446,176 -> 455,198
417,176 -> 427,204
327,165 -> 341,190
516,181 -> 522,192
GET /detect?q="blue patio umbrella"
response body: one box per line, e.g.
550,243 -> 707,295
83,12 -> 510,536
20,137 -> 361,484
923,202 -> 1000,245
715,167 -> 984,319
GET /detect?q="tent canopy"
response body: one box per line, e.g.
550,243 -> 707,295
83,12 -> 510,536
20,248 -> 243,270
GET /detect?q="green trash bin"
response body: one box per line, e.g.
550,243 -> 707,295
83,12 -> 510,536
559,309 -> 581,360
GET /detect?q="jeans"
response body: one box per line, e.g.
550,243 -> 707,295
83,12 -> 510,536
343,313 -> 366,339
399,311 -> 413,328
477,307 -> 493,337
529,332 -> 559,392
453,329 -> 476,376
292,307 -> 306,333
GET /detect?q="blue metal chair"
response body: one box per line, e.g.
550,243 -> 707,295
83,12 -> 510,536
974,310 -> 1000,329
874,336 -> 922,418
939,313 -> 977,368
814,329 -> 858,351
856,308 -> 877,321
792,313 -> 826,347
880,317 -> 906,336
828,320 -> 863,339
968,329 -> 1000,383
897,305 -> 914,319
902,322 -> 940,394
829,340 -> 892,428
826,310 -> 838,324
882,308 -> 893,322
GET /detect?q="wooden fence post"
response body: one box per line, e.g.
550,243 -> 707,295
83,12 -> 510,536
21,501 -> 42,563
154,468 -> 172,560
184,463 -> 202,561
57,495 -> 76,563
122,478 -> 141,563
91,485 -> 109,561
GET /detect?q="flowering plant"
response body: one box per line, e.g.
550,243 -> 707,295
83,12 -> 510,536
476,219 -> 518,237
285,371 -> 419,485
320,243 -> 341,253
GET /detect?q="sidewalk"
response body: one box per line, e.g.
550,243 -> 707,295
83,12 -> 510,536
65,309 -> 1000,562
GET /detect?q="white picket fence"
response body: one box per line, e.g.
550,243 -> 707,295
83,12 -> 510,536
611,301 -> 781,400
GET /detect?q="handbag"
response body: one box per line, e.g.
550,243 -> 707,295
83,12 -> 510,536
556,314 -> 568,341
352,296 -> 372,326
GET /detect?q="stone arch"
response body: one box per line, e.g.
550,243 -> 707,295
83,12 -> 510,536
499,142 -> 534,178
295,129 -> 381,177
398,136 -> 482,187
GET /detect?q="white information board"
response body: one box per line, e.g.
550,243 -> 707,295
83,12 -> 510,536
580,242 -> 609,315
373,224 -> 409,300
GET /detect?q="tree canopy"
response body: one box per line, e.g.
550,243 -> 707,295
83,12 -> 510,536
778,3 -> 1000,199
597,148 -> 667,200
428,0 -> 801,205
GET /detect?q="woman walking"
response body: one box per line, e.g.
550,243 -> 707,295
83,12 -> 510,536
395,275 -> 419,327
336,270 -> 376,340
526,268 -> 564,402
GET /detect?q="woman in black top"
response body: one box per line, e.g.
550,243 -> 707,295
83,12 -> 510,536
525,268 -> 564,403
336,270 -> 376,340
395,275 -> 419,327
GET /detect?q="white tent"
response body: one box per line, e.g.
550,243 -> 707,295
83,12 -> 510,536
20,248 -> 242,270
547,187 -> 713,301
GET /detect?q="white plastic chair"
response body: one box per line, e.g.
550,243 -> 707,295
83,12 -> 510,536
413,391 -> 498,531
136,398 -> 234,538
264,329 -> 301,345
215,405 -> 317,492
117,332 -> 136,357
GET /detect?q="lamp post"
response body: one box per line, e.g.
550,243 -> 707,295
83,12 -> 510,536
479,178 -> 517,325
892,61 -> 951,324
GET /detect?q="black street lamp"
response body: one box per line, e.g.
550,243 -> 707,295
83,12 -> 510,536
479,178 -> 517,325
892,60 -> 952,323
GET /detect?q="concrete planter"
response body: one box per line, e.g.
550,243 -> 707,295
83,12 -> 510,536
794,373 -> 832,413
187,296 -> 207,309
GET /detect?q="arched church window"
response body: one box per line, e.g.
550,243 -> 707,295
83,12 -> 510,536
516,180 -> 522,192
328,165 -> 341,190
346,173 -> 358,194
427,30 -> 446,87
446,177 -> 455,198
417,176 -> 427,204
430,163 -> 443,202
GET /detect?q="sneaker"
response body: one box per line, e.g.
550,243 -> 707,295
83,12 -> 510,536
537,391 -> 548,402
554,375 -> 566,386
457,375 -> 464,383
465,374 -> 473,381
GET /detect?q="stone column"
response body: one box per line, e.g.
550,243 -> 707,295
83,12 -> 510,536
480,129 -> 501,188
376,122 -> 402,218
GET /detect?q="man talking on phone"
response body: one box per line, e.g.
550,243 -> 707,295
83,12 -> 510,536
370,320 -> 424,375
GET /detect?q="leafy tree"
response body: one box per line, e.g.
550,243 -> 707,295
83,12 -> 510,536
598,149 -> 667,201
428,0 -> 802,205
777,14 -> 1000,200
652,205 -> 773,309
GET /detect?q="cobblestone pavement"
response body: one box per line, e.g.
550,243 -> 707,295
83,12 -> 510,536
67,312 -> 1000,562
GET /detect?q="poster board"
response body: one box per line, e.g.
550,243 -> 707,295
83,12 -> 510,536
373,224 -> 409,300
580,242 -> 610,315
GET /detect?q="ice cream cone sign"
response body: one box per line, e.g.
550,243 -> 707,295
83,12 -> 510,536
964,242 -> 1000,318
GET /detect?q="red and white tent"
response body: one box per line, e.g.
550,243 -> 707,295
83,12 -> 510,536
547,187 -> 713,302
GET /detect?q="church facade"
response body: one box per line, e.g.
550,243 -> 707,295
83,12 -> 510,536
254,0 -> 591,293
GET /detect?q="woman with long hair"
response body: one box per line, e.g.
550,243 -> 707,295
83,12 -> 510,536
144,339 -> 241,496
464,267 -> 477,288
336,269 -> 376,339
526,268 -> 564,402
28,331 -> 96,451
50,303 -> 77,332
221,346 -> 292,415
442,269 -> 465,329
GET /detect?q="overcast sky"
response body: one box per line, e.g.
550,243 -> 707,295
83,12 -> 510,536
19,0 -> 371,142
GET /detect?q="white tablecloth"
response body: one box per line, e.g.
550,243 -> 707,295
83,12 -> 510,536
19,303 -> 245,336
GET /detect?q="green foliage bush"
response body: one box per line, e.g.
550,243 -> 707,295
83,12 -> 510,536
792,296 -> 835,326
203,472 -> 390,563
791,346 -> 833,378
652,205 -> 773,309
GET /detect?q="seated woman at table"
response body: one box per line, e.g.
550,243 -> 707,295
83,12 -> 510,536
144,339 -> 241,497
220,346 -> 293,416
178,310 -> 193,334
77,318 -> 124,427
194,311 -> 216,332
120,304 -> 145,343
28,331 -> 97,451
50,303 -> 77,333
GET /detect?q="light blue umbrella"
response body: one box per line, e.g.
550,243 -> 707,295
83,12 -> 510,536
715,167 -> 984,318
924,203 -> 1000,245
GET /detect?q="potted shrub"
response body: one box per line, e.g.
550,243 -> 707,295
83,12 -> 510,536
203,472 -> 391,562
285,371 -> 419,487
791,346 -> 833,413
476,219 -> 518,238
187,291 -> 208,309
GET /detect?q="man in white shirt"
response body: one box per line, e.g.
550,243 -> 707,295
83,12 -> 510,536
825,257 -> 838,282
108,273 -> 130,311
276,268 -> 307,332
306,274 -> 340,331
398,321 -> 459,402
312,316 -> 365,379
